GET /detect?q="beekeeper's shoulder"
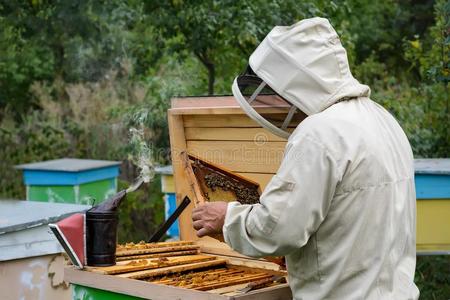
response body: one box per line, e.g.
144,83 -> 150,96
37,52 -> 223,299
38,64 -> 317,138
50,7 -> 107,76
291,111 -> 342,141
288,109 -> 358,162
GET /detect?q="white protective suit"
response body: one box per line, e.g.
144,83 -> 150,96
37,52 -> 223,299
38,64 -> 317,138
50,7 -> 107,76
224,18 -> 419,299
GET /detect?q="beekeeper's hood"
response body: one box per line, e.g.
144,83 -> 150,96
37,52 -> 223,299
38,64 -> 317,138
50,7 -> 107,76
232,17 -> 370,139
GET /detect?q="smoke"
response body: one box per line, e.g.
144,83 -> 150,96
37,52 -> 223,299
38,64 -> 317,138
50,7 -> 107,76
128,112 -> 155,184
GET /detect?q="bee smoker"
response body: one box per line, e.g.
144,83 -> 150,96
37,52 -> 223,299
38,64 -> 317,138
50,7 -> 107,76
85,189 -> 126,266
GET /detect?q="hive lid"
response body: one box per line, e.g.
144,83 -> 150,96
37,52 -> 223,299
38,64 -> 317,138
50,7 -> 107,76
0,200 -> 90,261
0,200 -> 90,234
16,158 -> 121,172
415,159 -> 450,175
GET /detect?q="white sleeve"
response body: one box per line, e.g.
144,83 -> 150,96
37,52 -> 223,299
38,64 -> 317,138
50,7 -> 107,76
223,135 -> 341,257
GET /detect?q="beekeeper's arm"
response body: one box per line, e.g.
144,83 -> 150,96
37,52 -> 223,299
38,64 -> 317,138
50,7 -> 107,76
223,133 -> 342,257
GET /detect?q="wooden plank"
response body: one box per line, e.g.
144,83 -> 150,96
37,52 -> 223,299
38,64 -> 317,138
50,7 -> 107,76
171,95 -> 291,110
171,107 -> 248,115
117,241 -> 195,252
209,253 -> 284,273
115,255 -> 212,268
185,127 -> 293,142
183,114 -> 301,128
184,114 -> 260,128
171,96 -> 240,109
118,259 -> 228,279
196,239 -> 262,260
194,274 -> 272,291
168,112 -> 198,241
116,249 -> 200,262
116,245 -> 200,257
186,141 -> 286,173
181,151 -> 208,206
170,107 -> 300,116
88,255 -> 216,275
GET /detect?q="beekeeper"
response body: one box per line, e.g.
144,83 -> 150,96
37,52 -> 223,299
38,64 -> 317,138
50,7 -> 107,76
192,17 -> 419,299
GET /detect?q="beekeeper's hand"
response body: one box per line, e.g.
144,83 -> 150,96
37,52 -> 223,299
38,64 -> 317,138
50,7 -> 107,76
192,202 -> 228,237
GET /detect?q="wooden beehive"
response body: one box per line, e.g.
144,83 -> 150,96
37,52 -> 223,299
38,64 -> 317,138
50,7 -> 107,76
169,95 -> 304,254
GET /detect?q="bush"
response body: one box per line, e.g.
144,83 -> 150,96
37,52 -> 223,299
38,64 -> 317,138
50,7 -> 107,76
415,255 -> 450,299
117,179 -> 165,243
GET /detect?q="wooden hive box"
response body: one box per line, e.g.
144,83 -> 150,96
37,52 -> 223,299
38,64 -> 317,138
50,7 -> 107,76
168,95 -> 303,254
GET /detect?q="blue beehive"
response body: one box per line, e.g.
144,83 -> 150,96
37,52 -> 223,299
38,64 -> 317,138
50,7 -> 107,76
16,158 -> 121,205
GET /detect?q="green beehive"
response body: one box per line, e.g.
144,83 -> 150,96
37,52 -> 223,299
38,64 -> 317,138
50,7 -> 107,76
16,158 -> 121,205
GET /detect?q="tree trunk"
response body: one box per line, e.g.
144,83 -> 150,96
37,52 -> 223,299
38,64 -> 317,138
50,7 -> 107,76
195,52 -> 215,95
206,63 -> 215,95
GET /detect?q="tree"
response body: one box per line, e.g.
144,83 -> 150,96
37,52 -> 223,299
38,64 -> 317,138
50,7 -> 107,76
144,0 -> 325,95
0,0 -> 153,117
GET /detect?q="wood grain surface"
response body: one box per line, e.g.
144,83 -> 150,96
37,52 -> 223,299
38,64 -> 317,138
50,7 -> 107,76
117,258 -> 228,279
88,255 -> 216,275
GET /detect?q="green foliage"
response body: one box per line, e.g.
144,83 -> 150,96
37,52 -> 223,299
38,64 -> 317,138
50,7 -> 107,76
145,0 -> 327,94
0,112 -> 70,198
117,179 -> 164,243
415,255 -> 450,299
375,83 -> 448,158
354,51 -> 449,157
404,0 -> 450,84
0,0 -> 155,116
0,67 -> 163,198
